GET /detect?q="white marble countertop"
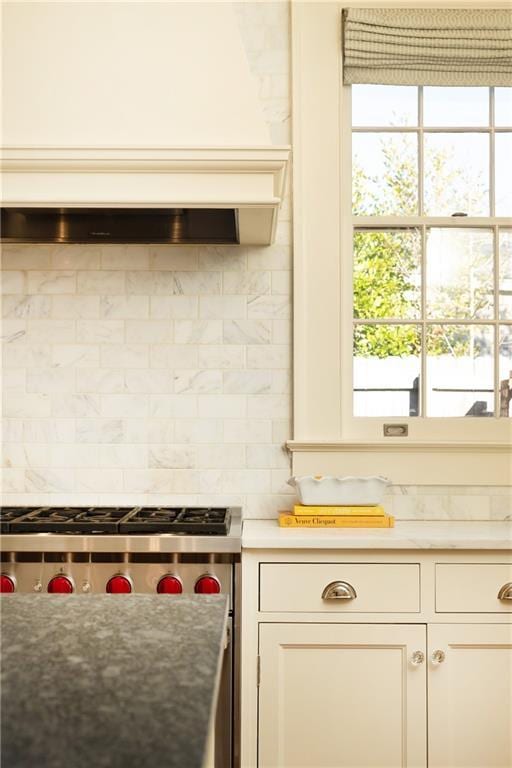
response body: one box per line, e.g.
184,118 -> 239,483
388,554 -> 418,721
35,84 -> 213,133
242,519 -> 512,550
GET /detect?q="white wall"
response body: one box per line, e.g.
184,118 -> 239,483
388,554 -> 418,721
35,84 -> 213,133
1,1 -> 270,146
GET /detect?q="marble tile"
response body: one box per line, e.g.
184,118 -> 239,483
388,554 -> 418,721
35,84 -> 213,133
77,271 -> 125,294
247,344 -> 289,369
1,245 -> 53,270
51,245 -> 102,270
150,296 -> 198,319
101,246 -> 149,270
247,295 -> 290,319
223,370 -> 271,394
174,370 -> 223,394
26,368 -> 75,394
52,296 -> 100,319
52,345 -> 100,369
52,392 -> 102,419
76,320 -> 124,344
174,320 -> 222,344
223,319 -> 271,345
195,445 -> 246,469
150,344 -> 198,369
198,346 -> 244,369
2,295 -> 52,319
148,446 -> 196,470
198,394 -> 246,418
224,419 -> 272,444
100,344 -> 149,369
174,419 -> 223,445
125,320 -> 172,344
1,271 -> 26,294
223,271 -> 270,295
199,296 -> 246,319
28,271 -> 76,294
76,419 -> 124,444
100,295 -> 149,319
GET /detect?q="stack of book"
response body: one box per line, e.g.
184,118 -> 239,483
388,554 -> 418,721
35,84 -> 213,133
278,504 -> 394,528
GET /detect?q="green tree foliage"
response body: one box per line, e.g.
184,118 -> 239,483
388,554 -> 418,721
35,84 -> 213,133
353,136 -> 491,358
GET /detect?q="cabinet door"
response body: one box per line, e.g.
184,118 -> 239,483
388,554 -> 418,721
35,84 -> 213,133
258,623 -> 427,768
428,624 -> 512,768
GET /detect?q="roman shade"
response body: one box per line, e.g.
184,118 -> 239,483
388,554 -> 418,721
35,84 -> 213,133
343,8 -> 512,86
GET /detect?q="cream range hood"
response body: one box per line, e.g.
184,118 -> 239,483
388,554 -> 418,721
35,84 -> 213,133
0,3 -> 289,246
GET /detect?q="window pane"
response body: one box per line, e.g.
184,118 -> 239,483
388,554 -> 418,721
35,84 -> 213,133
495,88 -> 512,127
353,324 -> 421,416
500,230 -> 512,320
426,325 -> 494,417
495,133 -> 512,216
426,228 -> 494,320
424,133 -> 489,216
424,87 -> 489,127
353,133 -> 418,215
354,230 -> 421,319
499,326 -> 512,417
352,85 -> 417,127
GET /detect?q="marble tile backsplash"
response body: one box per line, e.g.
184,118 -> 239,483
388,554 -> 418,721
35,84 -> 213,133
1,241 -> 293,516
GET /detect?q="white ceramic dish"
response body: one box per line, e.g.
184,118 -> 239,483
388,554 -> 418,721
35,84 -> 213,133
287,475 -> 390,506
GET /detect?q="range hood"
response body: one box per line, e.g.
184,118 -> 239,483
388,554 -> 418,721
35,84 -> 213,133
0,3 -> 289,245
1,207 -> 239,245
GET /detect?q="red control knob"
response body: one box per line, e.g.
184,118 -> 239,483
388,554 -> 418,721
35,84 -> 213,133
157,575 -> 183,594
194,575 -> 221,594
47,575 -> 74,594
106,575 -> 132,594
0,574 -> 16,593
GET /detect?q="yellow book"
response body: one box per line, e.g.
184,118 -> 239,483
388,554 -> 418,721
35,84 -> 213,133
293,504 -> 385,517
279,512 -> 395,528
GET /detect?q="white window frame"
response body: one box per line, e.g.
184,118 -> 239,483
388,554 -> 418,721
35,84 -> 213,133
343,85 -> 512,443
288,0 -> 512,485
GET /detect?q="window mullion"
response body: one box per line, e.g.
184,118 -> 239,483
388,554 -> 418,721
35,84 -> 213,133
421,223 -> 427,418
494,223 -> 500,418
418,86 -> 424,218
490,87 -> 496,218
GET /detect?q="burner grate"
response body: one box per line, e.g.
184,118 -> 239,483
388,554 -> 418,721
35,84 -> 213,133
9,507 -> 134,534
119,507 -> 230,535
0,507 -> 41,533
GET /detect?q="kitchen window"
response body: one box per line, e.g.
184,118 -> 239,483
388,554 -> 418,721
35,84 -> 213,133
288,2 -> 512,484
346,85 -> 512,435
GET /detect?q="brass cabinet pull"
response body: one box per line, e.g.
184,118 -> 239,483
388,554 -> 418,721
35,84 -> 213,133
497,582 -> 512,601
321,580 -> 357,600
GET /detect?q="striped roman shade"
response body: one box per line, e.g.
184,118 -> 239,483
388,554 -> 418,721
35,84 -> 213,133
343,8 -> 512,86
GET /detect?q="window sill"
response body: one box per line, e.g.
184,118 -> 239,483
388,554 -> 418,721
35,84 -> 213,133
286,440 -> 512,486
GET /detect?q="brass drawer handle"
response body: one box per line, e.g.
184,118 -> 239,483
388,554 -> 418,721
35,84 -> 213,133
322,580 -> 357,600
498,582 -> 512,601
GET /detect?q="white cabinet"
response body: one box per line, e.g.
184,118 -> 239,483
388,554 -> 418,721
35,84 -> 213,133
241,550 -> 512,768
258,623 -> 427,768
428,624 -> 512,768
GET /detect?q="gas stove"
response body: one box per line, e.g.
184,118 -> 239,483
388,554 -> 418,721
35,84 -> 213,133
2,505 -> 232,536
0,504 -> 240,549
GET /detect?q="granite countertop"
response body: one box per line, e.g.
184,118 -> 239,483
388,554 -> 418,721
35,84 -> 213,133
1,594 -> 228,768
242,519 -> 512,550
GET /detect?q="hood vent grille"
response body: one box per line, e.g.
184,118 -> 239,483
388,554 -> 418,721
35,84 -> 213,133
1,207 -> 239,245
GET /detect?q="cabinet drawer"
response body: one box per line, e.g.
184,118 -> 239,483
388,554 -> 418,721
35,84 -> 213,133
259,563 -> 420,613
436,564 -> 512,613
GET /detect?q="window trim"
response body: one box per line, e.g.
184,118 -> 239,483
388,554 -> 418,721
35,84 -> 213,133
289,0 -> 512,484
